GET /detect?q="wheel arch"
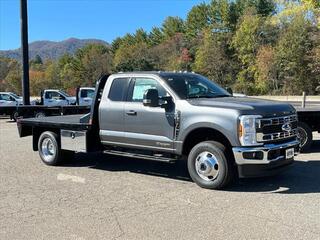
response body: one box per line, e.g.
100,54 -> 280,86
32,127 -> 60,151
181,127 -> 235,157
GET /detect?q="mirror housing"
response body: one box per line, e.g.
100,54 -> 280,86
143,89 -> 159,107
226,87 -> 233,95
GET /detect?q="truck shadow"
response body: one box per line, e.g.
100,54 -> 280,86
63,140 -> 320,194
66,153 -> 191,182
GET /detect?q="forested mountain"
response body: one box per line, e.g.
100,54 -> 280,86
0,38 -> 109,60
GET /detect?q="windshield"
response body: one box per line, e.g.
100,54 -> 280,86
161,74 -> 231,99
59,90 -> 71,97
10,93 -> 20,99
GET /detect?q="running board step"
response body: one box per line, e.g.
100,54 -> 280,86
104,150 -> 176,163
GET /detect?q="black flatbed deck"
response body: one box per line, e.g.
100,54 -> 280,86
19,114 -> 91,131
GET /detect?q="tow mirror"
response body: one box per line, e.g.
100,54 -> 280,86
143,89 -> 159,107
226,87 -> 233,95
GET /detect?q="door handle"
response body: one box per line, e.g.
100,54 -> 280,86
126,110 -> 137,116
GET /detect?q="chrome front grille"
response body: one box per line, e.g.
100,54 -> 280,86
256,115 -> 298,143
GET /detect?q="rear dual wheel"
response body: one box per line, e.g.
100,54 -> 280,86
35,111 -> 46,118
38,131 -> 74,165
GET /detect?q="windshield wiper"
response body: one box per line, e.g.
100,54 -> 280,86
211,94 -> 231,98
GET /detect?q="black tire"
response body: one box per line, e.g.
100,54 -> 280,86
297,122 -> 313,152
187,141 -> 235,190
38,131 -> 74,165
35,111 -> 46,118
11,111 -> 19,122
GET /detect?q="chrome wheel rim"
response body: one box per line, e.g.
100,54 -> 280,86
297,127 -> 307,148
41,138 -> 55,162
36,112 -> 45,118
195,151 -> 219,181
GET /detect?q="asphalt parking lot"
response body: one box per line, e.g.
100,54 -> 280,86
0,118 -> 319,240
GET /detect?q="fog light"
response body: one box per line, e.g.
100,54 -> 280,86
243,151 -> 263,160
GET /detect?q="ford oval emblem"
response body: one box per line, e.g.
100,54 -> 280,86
282,123 -> 292,132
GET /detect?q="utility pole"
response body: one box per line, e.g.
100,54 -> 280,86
20,0 -> 30,105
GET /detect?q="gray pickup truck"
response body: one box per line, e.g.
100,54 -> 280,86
17,72 -> 300,189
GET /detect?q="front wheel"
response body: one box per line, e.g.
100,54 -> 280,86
35,111 -> 46,118
11,111 -> 19,121
297,122 -> 313,152
187,141 -> 235,189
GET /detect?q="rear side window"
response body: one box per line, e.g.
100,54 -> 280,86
108,78 -> 130,101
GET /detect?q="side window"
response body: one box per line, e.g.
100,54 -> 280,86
130,78 -> 167,102
108,78 -> 130,101
80,90 -> 87,98
58,93 -> 65,100
1,94 -> 12,101
45,92 -> 55,99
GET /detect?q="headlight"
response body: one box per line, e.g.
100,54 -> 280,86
239,115 -> 262,146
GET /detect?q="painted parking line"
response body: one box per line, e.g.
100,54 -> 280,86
57,173 -> 86,183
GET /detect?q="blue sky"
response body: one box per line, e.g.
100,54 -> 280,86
0,0 -> 209,50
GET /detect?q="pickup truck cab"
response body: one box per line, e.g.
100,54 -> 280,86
0,92 -> 22,106
76,87 -> 95,106
35,89 -> 76,106
18,72 -> 300,189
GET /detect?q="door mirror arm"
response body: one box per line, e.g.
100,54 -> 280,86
159,96 -> 173,109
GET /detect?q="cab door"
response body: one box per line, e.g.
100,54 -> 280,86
44,91 -> 68,106
99,77 -> 131,145
79,89 -> 94,106
123,77 -> 175,151
0,94 -> 16,107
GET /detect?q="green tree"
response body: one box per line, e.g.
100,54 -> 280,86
148,27 -> 164,46
0,57 -> 12,91
113,29 -> 152,71
30,54 -> 44,71
232,12 -> 263,94
255,45 -> 278,94
149,33 -> 189,71
70,44 -> 112,87
162,16 -> 185,39
275,13 -> 316,94
186,3 -> 210,38
33,54 -> 43,65
111,37 -> 123,53
4,60 -> 21,94
194,28 -> 234,86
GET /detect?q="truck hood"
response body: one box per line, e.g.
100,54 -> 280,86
66,97 -> 76,103
187,97 -> 296,117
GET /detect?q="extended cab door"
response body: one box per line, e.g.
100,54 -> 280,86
44,91 -> 68,106
123,77 -> 175,151
99,77 -> 131,144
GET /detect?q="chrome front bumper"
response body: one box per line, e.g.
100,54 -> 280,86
233,139 -> 300,165
233,139 -> 300,178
